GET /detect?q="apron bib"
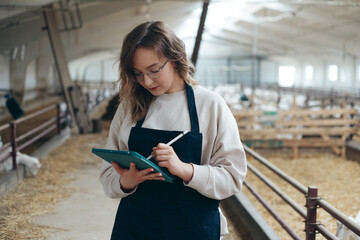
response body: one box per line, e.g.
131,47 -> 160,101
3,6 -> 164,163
111,83 -> 220,240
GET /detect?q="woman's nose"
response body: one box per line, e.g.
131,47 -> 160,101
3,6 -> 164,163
143,74 -> 154,86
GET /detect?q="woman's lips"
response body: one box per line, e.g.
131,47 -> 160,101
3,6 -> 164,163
148,86 -> 159,91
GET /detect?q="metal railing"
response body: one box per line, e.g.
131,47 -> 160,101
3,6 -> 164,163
243,145 -> 360,240
0,103 -> 68,170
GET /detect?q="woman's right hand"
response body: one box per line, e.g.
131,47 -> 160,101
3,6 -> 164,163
111,162 -> 164,191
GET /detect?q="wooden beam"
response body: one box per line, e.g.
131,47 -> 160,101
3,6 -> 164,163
243,139 -> 345,148
43,4 -> 91,133
239,127 -> 356,136
233,108 -> 357,118
191,0 -> 209,66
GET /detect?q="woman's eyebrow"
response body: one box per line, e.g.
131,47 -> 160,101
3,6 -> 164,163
133,62 -> 160,71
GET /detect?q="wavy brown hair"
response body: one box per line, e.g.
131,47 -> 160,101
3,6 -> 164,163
118,21 -> 198,123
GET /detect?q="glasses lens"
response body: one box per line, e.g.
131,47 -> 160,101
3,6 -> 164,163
133,72 -> 144,82
147,71 -> 160,79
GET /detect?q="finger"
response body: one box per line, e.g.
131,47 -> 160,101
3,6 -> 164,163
112,161 -> 126,174
156,143 -> 169,149
155,149 -> 171,156
144,172 -> 164,181
149,148 -> 156,159
155,154 -> 172,161
139,168 -> 154,175
157,161 -> 168,168
129,162 -> 136,171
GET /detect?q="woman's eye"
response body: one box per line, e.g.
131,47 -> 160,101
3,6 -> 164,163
150,69 -> 160,74
133,72 -> 142,76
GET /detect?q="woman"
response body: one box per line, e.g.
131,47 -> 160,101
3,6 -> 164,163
100,21 -> 247,240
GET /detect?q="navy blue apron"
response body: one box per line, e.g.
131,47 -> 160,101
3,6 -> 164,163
111,83 -> 220,240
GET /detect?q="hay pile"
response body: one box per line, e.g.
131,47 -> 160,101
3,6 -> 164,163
0,121 -> 110,240
242,149 -> 360,240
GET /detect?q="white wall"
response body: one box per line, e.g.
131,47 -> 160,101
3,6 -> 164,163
83,60 -> 117,82
262,54 -> 359,95
0,54 -> 10,117
0,54 -> 10,91
23,59 -> 37,102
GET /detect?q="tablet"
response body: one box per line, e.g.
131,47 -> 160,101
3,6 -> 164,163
92,148 -> 175,183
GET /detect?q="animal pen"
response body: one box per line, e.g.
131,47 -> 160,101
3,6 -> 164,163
233,98 -> 358,159
0,103 -> 68,171
243,145 -> 360,239
0,99 -> 359,239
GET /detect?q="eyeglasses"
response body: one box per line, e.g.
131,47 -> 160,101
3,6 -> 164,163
132,60 -> 169,83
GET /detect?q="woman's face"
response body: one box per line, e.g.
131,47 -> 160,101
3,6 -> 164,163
132,47 -> 184,96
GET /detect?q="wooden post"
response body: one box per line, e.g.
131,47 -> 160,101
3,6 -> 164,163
250,94 -> 255,131
293,95 -> 297,109
292,95 -> 298,158
305,186 -> 318,240
341,102 -> 347,158
293,146 -> 299,159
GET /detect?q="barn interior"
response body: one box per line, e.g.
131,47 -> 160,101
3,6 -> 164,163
1,0 -> 360,239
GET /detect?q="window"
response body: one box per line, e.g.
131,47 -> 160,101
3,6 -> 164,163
305,65 -> 313,81
278,66 -> 295,87
328,65 -> 338,82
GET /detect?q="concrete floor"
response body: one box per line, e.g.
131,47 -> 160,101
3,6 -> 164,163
34,161 -> 119,240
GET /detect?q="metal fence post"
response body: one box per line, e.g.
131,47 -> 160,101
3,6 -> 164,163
56,103 -> 61,135
305,186 -> 318,240
10,122 -> 17,170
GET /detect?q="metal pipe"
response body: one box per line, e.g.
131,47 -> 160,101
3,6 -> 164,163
247,162 -> 307,218
0,152 -> 11,164
0,123 -> 9,132
75,0 -> 83,28
0,142 -> 11,155
17,125 -> 57,151
68,4 -> 76,30
244,180 -> 302,240
244,145 -> 308,194
15,117 -> 56,142
57,104 -> 61,135
14,104 -> 57,124
59,0 -> 68,30
318,199 -> 360,236
10,122 -> 17,170
248,1 -> 360,7
316,225 -> 338,240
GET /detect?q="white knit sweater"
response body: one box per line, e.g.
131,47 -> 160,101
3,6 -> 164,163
99,85 -> 247,235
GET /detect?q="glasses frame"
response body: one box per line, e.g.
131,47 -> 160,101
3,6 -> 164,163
132,60 -> 169,83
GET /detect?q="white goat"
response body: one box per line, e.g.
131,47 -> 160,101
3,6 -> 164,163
0,147 -> 41,176
336,211 -> 360,240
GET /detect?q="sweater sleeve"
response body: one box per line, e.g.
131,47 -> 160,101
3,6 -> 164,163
99,103 -> 137,198
185,96 -> 247,200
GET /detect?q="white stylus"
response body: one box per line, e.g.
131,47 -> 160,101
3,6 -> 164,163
146,130 -> 189,160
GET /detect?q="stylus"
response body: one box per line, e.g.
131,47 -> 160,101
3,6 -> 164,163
146,130 -> 189,160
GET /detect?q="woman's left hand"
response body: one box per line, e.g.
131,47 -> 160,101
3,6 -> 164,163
152,143 -> 193,182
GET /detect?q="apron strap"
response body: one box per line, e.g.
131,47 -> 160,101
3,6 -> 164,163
135,82 -> 200,133
135,117 -> 145,128
185,83 -> 200,133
